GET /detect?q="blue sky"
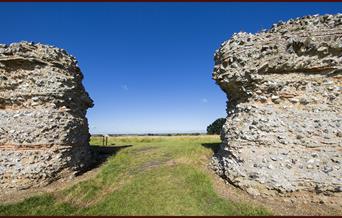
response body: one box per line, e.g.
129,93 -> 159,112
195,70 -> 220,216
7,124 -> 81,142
1,3 -> 341,134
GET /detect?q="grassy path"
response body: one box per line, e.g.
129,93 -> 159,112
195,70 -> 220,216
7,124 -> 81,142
0,135 -> 270,215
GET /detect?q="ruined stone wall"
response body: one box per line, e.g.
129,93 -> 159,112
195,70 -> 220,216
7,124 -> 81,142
211,14 -> 342,203
0,42 -> 93,190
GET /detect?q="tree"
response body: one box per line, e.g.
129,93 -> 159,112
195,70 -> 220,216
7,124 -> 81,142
207,118 -> 225,135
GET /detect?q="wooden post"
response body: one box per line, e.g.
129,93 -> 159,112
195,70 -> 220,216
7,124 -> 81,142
102,135 -> 105,146
105,136 -> 108,146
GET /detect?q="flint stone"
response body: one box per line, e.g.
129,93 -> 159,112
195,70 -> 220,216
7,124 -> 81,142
0,42 -> 94,191
211,14 -> 342,204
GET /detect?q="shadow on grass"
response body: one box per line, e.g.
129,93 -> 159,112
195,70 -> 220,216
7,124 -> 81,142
77,145 -> 133,176
201,143 -> 221,153
91,145 -> 133,166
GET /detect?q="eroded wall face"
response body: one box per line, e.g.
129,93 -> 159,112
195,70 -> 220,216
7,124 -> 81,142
211,15 -> 342,202
0,42 -> 93,190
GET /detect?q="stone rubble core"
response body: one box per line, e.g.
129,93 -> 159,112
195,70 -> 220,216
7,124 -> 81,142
0,42 -> 94,190
211,14 -> 342,202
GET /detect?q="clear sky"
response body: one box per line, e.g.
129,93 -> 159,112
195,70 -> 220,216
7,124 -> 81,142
1,3 -> 341,134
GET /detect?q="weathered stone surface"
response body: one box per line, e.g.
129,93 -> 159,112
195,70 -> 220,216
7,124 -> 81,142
0,41 -> 93,190
211,14 -> 342,203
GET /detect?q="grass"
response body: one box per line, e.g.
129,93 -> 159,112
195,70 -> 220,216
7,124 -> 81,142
0,135 -> 271,215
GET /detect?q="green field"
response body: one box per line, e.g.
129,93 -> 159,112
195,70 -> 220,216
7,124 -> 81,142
0,135 -> 270,216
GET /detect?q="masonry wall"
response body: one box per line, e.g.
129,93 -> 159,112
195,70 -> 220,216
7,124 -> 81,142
0,42 -> 93,190
211,14 -> 342,204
